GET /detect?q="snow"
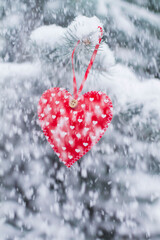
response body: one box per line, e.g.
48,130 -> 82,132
102,64 -> 160,116
116,171 -> 160,199
97,0 -> 160,27
95,43 -> 115,71
30,24 -> 66,48
66,16 -> 103,45
0,14 -> 22,30
0,62 -> 41,80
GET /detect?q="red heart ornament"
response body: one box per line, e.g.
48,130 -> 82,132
38,87 -> 113,167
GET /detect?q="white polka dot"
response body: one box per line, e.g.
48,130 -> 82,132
70,126 -> 75,129
69,140 -> 73,145
60,109 -> 65,114
81,104 -> 85,108
89,98 -> 94,102
48,106 -> 52,111
95,105 -> 100,109
75,149 -> 80,153
84,127 -> 89,132
93,121 -> 98,125
104,99 -> 109,103
46,122 -> 49,126
101,114 -> 106,118
41,113 -> 44,117
42,98 -> 47,104
52,115 -> 56,119
51,93 -> 55,97
55,101 -> 59,105
76,133 -> 81,138
68,155 -> 73,159
61,132 -> 67,137
78,119 -> 83,123
83,143 -> 88,147
91,136 -> 96,140
62,147 -> 66,150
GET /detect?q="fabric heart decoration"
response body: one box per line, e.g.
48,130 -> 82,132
38,88 -> 112,167
38,26 -> 113,167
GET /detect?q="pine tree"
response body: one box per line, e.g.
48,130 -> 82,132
0,0 -> 160,240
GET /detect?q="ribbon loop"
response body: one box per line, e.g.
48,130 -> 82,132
72,26 -> 103,99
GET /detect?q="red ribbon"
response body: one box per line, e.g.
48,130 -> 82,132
72,26 -> 103,99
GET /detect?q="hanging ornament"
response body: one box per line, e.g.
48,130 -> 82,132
38,26 -> 113,167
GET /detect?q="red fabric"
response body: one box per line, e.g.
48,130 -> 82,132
38,88 -> 113,167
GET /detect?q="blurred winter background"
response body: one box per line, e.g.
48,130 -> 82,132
0,0 -> 160,239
